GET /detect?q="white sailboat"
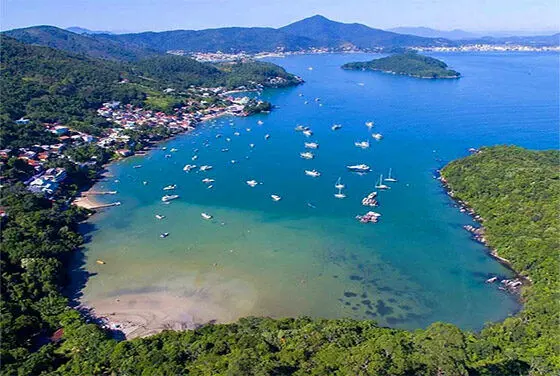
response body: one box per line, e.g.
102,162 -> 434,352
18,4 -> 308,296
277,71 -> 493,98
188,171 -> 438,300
375,175 -> 390,190
385,168 -> 398,182
334,177 -> 345,189
334,186 -> 346,199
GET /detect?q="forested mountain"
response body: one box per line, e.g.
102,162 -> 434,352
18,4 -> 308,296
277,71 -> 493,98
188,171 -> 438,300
280,15 -> 450,49
5,16 -> 558,58
4,16 -> 452,56
3,26 -> 159,61
103,27 -> 317,53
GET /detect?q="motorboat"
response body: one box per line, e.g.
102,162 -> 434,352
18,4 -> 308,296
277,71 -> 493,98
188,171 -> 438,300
354,141 -> 370,149
183,164 -> 197,172
265,134 -> 270,140
295,125 -> 306,132
300,152 -> 314,159
347,164 -> 371,173
331,124 -> 342,131
161,194 -> 179,202
384,168 -> 398,182
221,148 -> 229,152
234,132 -> 240,136
303,129 -> 313,137
362,192 -> 378,207
201,213 -> 213,220
163,184 -> 177,191
356,211 -> 381,223
160,232 -> 170,238
246,180 -> 259,187
202,178 -> 215,184
250,143 -> 255,148
365,121 -> 374,128
199,165 -> 213,171
155,214 -> 166,220
192,155 -> 199,161
305,169 -> 321,177
271,194 -> 282,201
170,148 -> 178,152
372,133 -> 383,140
257,120 -> 264,125
133,165 -> 142,169
304,142 -> 319,149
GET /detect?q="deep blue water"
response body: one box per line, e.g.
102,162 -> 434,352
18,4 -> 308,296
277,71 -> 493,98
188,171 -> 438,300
81,52 -> 559,331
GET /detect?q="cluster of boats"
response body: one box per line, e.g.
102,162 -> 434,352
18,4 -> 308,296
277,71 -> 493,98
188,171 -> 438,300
153,116 -> 396,236
356,211 -> 381,223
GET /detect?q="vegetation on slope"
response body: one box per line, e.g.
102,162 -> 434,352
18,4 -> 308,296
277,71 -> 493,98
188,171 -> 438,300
441,146 -> 560,374
342,52 -> 461,78
0,36 -> 301,143
2,26 -> 159,61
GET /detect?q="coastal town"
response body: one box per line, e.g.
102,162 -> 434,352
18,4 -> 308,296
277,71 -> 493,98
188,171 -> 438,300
0,89 -> 269,200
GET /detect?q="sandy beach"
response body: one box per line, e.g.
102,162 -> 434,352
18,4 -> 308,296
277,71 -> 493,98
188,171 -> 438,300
85,290 -> 255,339
73,195 -> 104,209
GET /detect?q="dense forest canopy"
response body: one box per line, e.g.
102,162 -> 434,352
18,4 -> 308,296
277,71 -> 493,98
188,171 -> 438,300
342,52 -> 461,78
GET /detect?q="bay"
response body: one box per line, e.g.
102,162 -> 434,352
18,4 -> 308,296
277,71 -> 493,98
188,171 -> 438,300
75,52 -> 559,331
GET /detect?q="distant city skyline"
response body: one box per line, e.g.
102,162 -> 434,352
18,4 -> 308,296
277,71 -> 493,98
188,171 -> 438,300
1,0 -> 559,34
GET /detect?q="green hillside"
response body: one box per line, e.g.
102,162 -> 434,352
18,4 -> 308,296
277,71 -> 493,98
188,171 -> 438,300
342,52 -> 461,78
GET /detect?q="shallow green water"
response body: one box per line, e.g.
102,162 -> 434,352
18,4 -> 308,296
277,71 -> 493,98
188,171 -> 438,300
77,52 -> 559,330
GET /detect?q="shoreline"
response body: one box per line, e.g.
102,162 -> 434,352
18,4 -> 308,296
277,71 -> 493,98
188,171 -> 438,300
438,172 -> 530,294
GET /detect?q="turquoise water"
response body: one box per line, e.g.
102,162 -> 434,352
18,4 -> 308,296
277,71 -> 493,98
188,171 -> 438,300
79,52 -> 559,330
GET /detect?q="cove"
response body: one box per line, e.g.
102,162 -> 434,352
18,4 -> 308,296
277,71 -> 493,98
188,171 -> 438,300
74,52 -> 559,336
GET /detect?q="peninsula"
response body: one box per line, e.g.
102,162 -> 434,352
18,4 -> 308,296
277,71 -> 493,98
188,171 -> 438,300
342,52 -> 461,79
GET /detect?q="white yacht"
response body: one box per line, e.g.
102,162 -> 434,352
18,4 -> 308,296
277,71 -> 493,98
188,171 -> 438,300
304,142 -> 319,149
163,184 -> 177,191
257,120 -> 264,125
375,175 -> 390,190
246,180 -> 259,187
161,194 -> 180,202
300,151 -> 314,159
372,133 -> 383,140
201,213 -> 213,220
365,121 -> 374,128
271,194 -> 282,201
303,129 -> 313,137
183,164 -> 197,172
170,148 -> 178,152
234,131 -> 240,136
199,165 -> 213,171
305,169 -> 321,177
347,164 -> 371,172
294,125 -> 307,132
385,168 -> 398,182
355,141 -> 370,149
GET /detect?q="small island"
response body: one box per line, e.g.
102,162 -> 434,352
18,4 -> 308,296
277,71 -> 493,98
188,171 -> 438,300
342,52 -> 461,79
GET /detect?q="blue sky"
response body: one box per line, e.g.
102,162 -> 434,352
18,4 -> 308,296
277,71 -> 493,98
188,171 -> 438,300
2,0 -> 559,33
